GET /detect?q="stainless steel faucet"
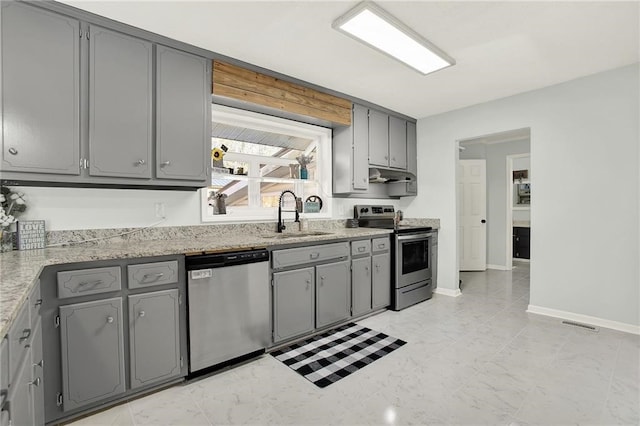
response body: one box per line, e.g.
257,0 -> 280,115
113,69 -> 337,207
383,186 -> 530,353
277,190 -> 300,233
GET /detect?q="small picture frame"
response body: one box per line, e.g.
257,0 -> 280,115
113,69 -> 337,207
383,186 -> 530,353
16,220 -> 46,250
513,170 -> 528,181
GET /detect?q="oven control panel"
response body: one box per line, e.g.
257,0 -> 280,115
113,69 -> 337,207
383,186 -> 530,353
354,204 -> 395,219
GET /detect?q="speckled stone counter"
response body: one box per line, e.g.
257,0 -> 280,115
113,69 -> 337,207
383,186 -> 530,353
0,223 -> 401,336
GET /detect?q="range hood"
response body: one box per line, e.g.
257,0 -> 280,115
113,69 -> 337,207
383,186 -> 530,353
369,167 -> 416,184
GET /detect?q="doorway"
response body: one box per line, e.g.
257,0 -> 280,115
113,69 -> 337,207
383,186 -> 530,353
457,128 -> 531,277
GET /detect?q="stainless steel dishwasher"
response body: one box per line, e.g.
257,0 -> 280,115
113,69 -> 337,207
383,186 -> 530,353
186,249 -> 270,373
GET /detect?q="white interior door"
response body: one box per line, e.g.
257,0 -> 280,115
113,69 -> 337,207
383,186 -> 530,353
458,159 -> 487,271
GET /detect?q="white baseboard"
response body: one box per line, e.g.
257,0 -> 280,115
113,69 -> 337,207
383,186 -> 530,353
434,287 -> 462,297
487,264 -> 510,271
527,305 -> 640,335
514,258 -> 530,263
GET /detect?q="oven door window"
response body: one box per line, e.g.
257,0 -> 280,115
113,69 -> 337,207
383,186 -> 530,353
402,239 -> 429,274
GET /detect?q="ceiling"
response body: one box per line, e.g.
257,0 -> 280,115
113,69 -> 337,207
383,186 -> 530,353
58,1 -> 639,119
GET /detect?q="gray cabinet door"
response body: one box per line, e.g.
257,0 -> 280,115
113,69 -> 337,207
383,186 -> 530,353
30,321 -> 44,426
406,121 -> 417,177
388,116 -> 407,169
59,297 -> 125,411
351,257 -> 372,317
368,109 -> 389,167
352,104 -> 369,190
316,260 -> 351,328
156,46 -> 209,182
89,26 -> 152,178
129,289 -> 181,389
6,349 -> 33,426
273,268 -> 315,343
372,253 -> 391,309
0,2 -> 80,175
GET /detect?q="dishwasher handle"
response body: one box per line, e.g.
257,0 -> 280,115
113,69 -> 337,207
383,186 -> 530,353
186,249 -> 269,270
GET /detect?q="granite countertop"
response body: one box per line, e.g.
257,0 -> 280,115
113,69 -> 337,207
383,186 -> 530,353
0,227 -> 394,337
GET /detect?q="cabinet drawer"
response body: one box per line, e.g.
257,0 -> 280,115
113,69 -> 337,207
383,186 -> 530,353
7,303 -> 30,384
272,242 -> 349,270
127,260 -> 178,289
57,266 -> 122,299
372,237 -> 390,253
351,239 -> 371,256
29,280 -> 42,326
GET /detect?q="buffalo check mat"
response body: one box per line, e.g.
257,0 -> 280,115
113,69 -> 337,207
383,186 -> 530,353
270,323 -> 406,388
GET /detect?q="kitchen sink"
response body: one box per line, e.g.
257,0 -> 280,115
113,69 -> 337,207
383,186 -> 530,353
262,231 -> 333,239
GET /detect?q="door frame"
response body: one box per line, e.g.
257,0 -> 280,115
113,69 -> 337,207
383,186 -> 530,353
506,153 -> 531,269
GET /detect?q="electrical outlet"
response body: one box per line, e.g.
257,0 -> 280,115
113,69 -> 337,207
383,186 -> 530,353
155,202 -> 166,218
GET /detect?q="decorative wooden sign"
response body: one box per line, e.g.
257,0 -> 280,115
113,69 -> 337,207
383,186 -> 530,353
16,220 -> 46,250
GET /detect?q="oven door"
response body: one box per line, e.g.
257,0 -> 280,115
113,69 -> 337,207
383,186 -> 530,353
395,233 -> 431,288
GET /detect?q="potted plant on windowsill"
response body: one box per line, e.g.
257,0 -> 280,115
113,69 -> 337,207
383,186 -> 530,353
0,186 -> 27,252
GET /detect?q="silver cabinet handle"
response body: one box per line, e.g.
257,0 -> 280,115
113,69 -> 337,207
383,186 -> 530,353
78,279 -> 103,290
142,272 -> 164,282
305,279 -> 311,284
8,147 -> 18,155
138,311 -> 145,318
19,328 -> 31,343
160,161 -> 171,167
33,359 -> 44,369
135,159 -> 146,166
106,316 -> 114,324
309,252 -> 320,259
375,264 -> 380,272
358,246 -> 365,252
378,244 -> 386,249
34,299 -> 42,307
365,266 -> 369,272
29,377 -> 41,387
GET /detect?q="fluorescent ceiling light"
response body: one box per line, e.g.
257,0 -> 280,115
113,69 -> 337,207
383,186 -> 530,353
332,1 -> 455,75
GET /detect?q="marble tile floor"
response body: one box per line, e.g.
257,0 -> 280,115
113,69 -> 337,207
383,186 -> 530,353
70,262 -> 639,425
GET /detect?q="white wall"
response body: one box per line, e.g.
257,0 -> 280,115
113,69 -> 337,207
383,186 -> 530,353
410,64 -> 639,328
16,186 -> 407,230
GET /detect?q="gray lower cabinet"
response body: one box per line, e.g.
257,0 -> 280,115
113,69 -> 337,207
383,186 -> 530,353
30,323 -> 44,426
89,25 -> 153,179
59,297 -> 126,411
2,310 -> 43,426
128,290 -> 181,389
0,2 -> 80,175
6,349 -> 33,426
372,253 -> 391,310
156,46 -> 210,182
351,257 -> 372,317
273,268 -> 315,343
315,261 -> 351,329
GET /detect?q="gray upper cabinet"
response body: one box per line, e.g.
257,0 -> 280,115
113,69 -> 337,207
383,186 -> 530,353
89,26 -> 152,179
128,290 -> 181,389
368,109 -> 389,167
332,104 -> 368,194
59,297 -> 126,412
0,2 -> 80,175
273,268 -> 315,343
315,260 -> 351,329
156,46 -> 210,182
388,116 -> 407,169
406,121 -> 417,177
372,252 -> 391,310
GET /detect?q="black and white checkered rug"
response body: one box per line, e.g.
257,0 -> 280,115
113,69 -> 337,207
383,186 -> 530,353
270,323 -> 406,388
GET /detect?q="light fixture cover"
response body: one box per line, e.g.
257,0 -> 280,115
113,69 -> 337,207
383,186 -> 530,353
332,1 -> 455,75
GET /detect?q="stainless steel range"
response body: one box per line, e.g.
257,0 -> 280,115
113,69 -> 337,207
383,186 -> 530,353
354,205 -> 437,310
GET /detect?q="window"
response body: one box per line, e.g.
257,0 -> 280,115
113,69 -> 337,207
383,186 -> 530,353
201,105 -> 332,222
